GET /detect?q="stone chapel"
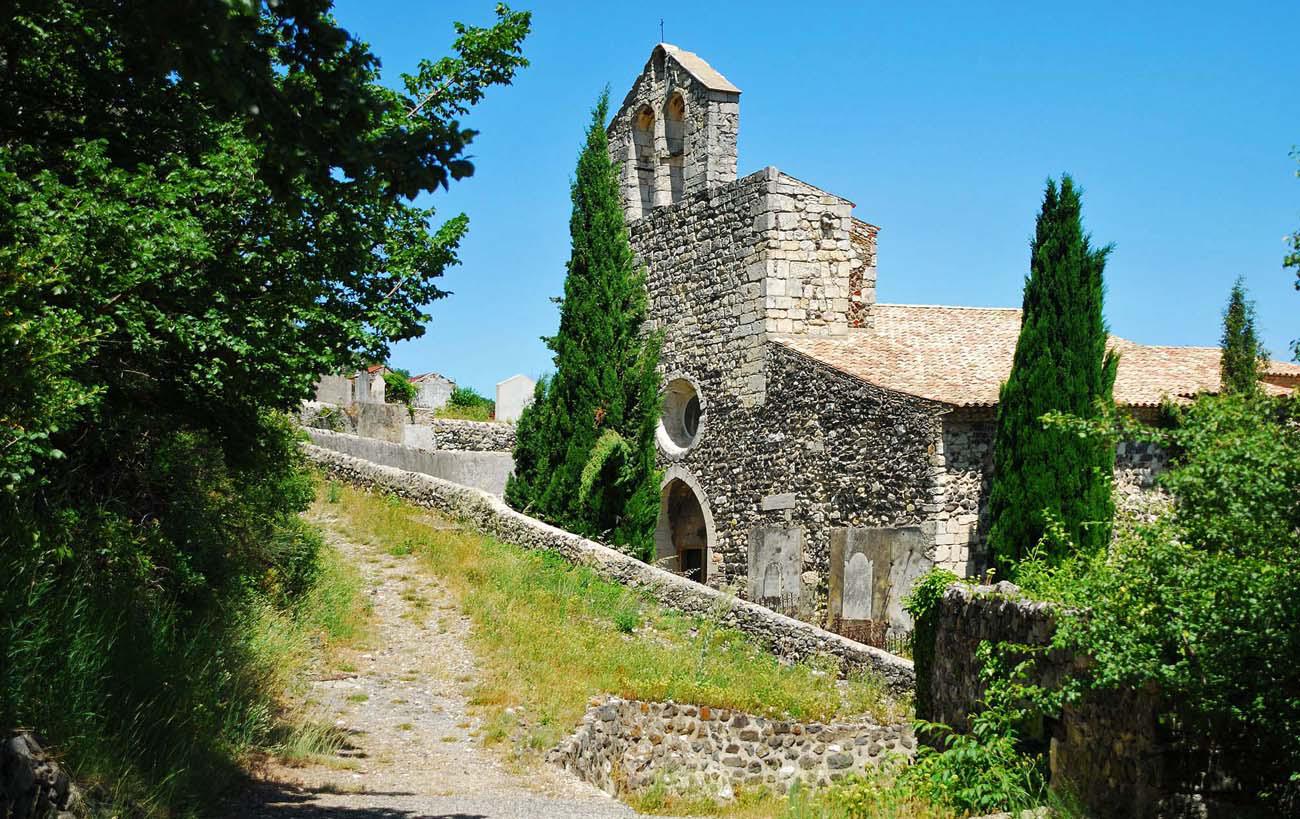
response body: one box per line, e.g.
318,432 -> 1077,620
610,44 -> 1300,637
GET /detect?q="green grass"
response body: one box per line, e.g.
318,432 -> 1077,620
432,403 -> 495,422
317,479 -> 910,761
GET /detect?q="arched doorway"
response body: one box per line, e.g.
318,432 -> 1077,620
654,473 -> 713,584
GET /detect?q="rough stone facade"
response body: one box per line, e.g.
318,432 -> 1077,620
305,443 -> 915,691
549,698 -> 913,798
405,416 -> 516,452
610,45 -> 1173,641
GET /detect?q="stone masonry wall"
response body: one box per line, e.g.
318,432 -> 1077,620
632,168 -> 771,409
305,443 -> 915,692
936,409 -> 1172,574
927,582 -> 1170,819
549,698 -> 913,799
405,416 -> 515,452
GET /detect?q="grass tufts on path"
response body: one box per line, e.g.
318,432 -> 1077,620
315,479 -> 909,758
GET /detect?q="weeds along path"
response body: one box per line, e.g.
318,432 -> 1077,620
230,506 -> 653,819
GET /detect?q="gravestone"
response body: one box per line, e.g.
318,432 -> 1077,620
829,526 -> 931,632
747,527 -> 803,606
842,551 -> 874,621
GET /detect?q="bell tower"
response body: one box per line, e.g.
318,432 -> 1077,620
607,44 -> 741,221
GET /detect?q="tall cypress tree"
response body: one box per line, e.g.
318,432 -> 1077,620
505,90 -> 662,559
986,176 -> 1118,572
1220,277 -> 1263,395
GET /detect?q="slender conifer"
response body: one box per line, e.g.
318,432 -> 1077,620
506,90 -> 662,558
986,176 -> 1117,571
1219,277 -> 1263,395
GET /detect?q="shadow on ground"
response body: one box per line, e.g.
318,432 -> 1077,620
230,777 -> 486,819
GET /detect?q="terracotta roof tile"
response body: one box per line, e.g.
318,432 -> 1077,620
777,304 -> 1300,408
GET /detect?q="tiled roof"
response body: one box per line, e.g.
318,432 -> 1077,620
777,304 -> 1300,408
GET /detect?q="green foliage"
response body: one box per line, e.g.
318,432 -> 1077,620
449,385 -> 492,407
507,90 -> 663,558
903,568 -> 960,720
1022,392 -> 1300,802
1219,276 -> 1264,395
986,175 -> 1118,571
436,385 -> 496,420
383,369 -> 418,418
0,1 -> 529,811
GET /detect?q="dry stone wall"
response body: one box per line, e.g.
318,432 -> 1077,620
305,443 -> 915,692
934,409 -> 1172,575
405,416 -> 515,452
549,698 -> 913,798
927,582 -> 1208,819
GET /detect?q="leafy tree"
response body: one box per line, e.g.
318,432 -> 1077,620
1219,276 -> 1264,395
0,1 -> 529,807
383,369 -> 418,416
1022,392 -> 1300,805
507,91 -> 662,559
986,176 -> 1117,571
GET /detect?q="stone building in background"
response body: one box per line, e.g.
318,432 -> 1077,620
410,371 -> 456,410
611,44 -> 1300,638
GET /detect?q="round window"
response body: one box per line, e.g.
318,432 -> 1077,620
657,378 -> 703,457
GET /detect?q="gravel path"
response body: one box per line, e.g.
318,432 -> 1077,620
230,512 -> 652,819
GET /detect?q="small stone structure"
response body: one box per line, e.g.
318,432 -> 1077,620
313,374 -> 354,406
305,443 -> 914,691
1,732 -> 86,819
410,371 -> 456,410
605,43 -> 1300,642
404,417 -> 516,452
549,698 -> 913,798
494,374 -> 535,423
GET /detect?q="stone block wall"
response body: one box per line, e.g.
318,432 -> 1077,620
549,698 -> 913,798
631,168 -> 772,409
307,429 -> 514,497
759,172 -> 858,339
304,443 -> 915,692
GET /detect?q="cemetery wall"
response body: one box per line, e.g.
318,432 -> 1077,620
304,442 -> 915,692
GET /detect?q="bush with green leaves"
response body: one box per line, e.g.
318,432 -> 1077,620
383,369 -> 418,418
1024,391 -> 1300,804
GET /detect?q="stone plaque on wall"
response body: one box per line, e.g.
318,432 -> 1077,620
829,526 -> 931,630
747,527 -> 803,606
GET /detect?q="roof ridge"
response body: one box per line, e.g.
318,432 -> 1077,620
875,302 -> 1021,312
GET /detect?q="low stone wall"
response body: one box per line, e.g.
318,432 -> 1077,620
305,444 -> 914,691
306,429 -> 514,497
549,698 -> 913,798
926,582 -> 1205,819
403,417 -> 516,452
1,732 -> 86,818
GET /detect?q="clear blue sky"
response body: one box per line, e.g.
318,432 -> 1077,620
331,0 -> 1298,395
